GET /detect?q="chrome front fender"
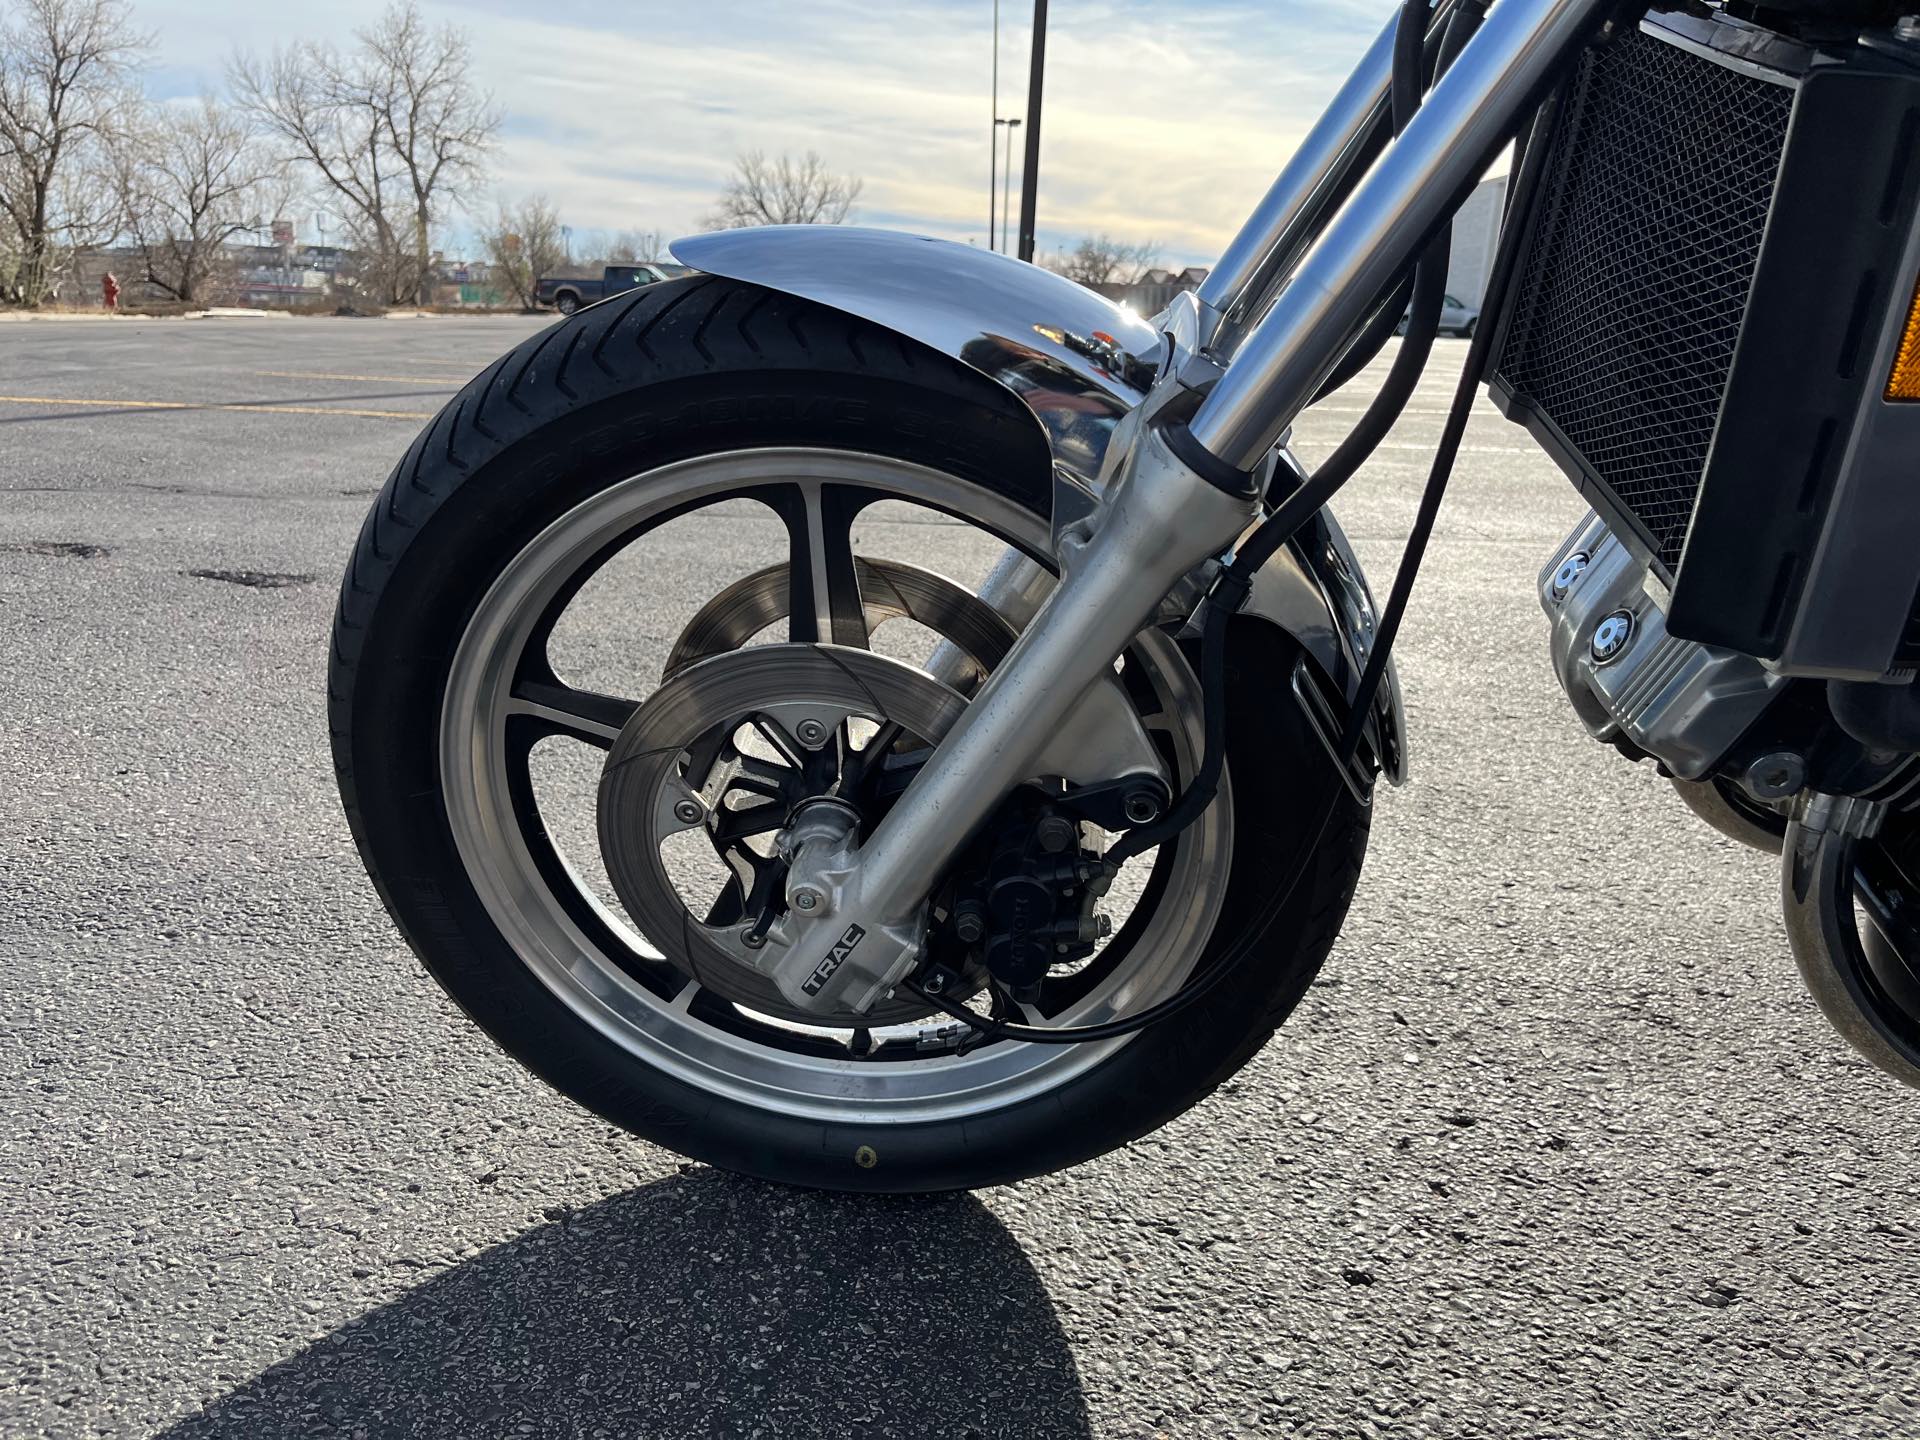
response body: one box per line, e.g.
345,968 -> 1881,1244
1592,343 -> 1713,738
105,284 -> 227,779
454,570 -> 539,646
673,226 -> 1406,785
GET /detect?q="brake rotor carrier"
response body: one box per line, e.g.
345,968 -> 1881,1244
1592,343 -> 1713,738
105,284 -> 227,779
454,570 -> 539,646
597,643 -> 981,1027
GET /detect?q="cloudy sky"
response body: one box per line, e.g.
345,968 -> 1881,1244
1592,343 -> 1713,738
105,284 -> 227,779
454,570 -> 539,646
138,0 -> 1390,267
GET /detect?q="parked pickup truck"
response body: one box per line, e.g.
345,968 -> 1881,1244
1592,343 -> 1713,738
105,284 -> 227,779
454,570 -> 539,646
535,262 -> 690,315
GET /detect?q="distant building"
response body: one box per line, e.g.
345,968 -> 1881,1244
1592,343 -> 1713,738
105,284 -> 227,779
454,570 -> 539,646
1447,173 -> 1509,309
231,243 -> 352,307
1092,265 -> 1210,318
1085,172 -> 1508,326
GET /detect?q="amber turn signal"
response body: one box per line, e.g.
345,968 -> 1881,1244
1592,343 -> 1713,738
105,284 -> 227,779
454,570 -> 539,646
1890,270 -> 1920,402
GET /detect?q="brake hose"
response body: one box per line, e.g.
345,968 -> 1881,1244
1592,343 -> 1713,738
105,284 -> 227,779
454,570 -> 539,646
1311,0 -> 1483,402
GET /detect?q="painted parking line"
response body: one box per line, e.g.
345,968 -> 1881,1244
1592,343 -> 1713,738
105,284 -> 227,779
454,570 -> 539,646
0,394 -> 430,421
1375,441 -> 1542,455
258,369 -> 470,385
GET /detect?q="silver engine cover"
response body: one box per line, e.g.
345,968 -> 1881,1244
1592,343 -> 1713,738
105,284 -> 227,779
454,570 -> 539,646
1541,512 -> 1785,781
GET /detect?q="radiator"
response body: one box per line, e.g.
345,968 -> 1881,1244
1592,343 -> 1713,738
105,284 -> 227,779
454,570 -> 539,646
1491,9 -> 1920,679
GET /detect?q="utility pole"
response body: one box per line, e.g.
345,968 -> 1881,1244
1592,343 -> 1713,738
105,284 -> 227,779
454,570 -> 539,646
1016,0 -> 1047,262
997,118 -> 1021,254
989,0 -> 999,251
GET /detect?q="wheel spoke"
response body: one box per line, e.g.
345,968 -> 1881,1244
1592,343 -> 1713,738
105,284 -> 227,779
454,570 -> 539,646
783,481 -> 870,648
842,718 -> 905,796
506,679 -> 638,747
712,800 -> 786,842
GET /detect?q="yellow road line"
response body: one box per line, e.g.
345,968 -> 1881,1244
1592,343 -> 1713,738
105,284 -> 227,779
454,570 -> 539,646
0,394 -> 430,421
258,369 -> 469,385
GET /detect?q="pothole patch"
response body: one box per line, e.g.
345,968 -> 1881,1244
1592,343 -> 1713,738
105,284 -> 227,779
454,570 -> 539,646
186,568 -> 315,590
1,541 -> 110,559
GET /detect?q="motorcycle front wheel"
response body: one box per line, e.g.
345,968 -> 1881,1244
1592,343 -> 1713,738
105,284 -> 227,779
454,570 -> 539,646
330,276 -> 1370,1192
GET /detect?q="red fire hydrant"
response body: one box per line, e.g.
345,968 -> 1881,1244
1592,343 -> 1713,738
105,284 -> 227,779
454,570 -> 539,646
101,272 -> 120,311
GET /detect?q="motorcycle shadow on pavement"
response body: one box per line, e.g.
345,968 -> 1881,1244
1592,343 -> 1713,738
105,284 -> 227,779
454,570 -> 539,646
156,1167 -> 1091,1438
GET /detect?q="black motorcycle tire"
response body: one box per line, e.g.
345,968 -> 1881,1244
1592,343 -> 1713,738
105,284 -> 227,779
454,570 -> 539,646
329,276 -> 1371,1192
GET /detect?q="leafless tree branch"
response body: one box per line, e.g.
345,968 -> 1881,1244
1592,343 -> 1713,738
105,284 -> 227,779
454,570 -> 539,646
478,192 -> 564,310
704,150 -> 861,230
230,0 -> 497,305
1042,233 -> 1161,289
0,0 -> 150,304
114,94 -> 285,303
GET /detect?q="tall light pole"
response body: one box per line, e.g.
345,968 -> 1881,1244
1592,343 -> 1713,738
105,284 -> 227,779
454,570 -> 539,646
995,118 -> 1021,254
1016,0 -> 1048,262
988,0 -> 999,251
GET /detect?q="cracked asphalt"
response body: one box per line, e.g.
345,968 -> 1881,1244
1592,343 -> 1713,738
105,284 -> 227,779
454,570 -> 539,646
3,313 -> 1918,1439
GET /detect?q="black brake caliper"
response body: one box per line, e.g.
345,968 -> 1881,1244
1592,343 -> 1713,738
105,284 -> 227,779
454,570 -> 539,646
933,792 -> 1118,1004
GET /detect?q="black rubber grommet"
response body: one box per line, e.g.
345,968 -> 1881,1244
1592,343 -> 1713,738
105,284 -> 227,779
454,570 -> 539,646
1160,419 -> 1260,499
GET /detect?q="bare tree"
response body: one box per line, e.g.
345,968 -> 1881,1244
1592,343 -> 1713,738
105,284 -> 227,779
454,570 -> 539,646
705,150 -> 861,229
1043,233 -> 1161,289
230,0 -> 498,306
480,193 -> 564,310
115,95 -> 284,303
570,225 -> 665,267
604,226 -> 666,263
0,0 -> 149,306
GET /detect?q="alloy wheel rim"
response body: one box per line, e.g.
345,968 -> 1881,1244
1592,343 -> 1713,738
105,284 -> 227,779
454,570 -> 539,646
439,447 -> 1232,1124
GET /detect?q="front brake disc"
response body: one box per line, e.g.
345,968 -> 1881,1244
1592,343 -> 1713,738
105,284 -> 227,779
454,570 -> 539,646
597,643 -> 972,1027
662,557 -> 1017,686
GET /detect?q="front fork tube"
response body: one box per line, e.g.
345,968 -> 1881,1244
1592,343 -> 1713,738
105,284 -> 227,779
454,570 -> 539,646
767,0 -> 1613,1013
766,424 -> 1259,1013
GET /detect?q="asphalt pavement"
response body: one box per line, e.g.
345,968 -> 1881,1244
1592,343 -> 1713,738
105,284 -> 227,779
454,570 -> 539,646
3,311 -> 1918,1439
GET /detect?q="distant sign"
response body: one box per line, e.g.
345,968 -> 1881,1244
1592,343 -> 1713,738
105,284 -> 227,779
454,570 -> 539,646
271,219 -> 294,246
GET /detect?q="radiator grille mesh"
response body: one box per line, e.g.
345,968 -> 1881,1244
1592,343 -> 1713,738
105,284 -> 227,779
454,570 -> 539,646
1496,26 -> 1794,573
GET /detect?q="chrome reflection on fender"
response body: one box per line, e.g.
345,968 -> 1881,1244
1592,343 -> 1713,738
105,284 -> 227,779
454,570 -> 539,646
671,224 -> 1405,780
1540,512 -> 1786,781
674,227 -> 1157,490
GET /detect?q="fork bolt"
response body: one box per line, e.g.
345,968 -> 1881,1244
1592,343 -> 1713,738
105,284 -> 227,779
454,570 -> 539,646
953,900 -> 987,944
1034,814 -> 1077,853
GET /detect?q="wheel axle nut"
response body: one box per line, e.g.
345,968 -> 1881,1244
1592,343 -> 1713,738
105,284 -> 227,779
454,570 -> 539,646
1122,790 -> 1161,825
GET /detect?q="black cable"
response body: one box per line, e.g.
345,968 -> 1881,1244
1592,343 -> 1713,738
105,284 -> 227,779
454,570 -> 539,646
1312,272 -> 1417,405
1105,0 -> 1466,875
1239,0 -> 1484,580
1332,90 -> 1565,765
1101,564 -> 1244,868
1311,0 -> 1485,404
1391,0 -> 1428,132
